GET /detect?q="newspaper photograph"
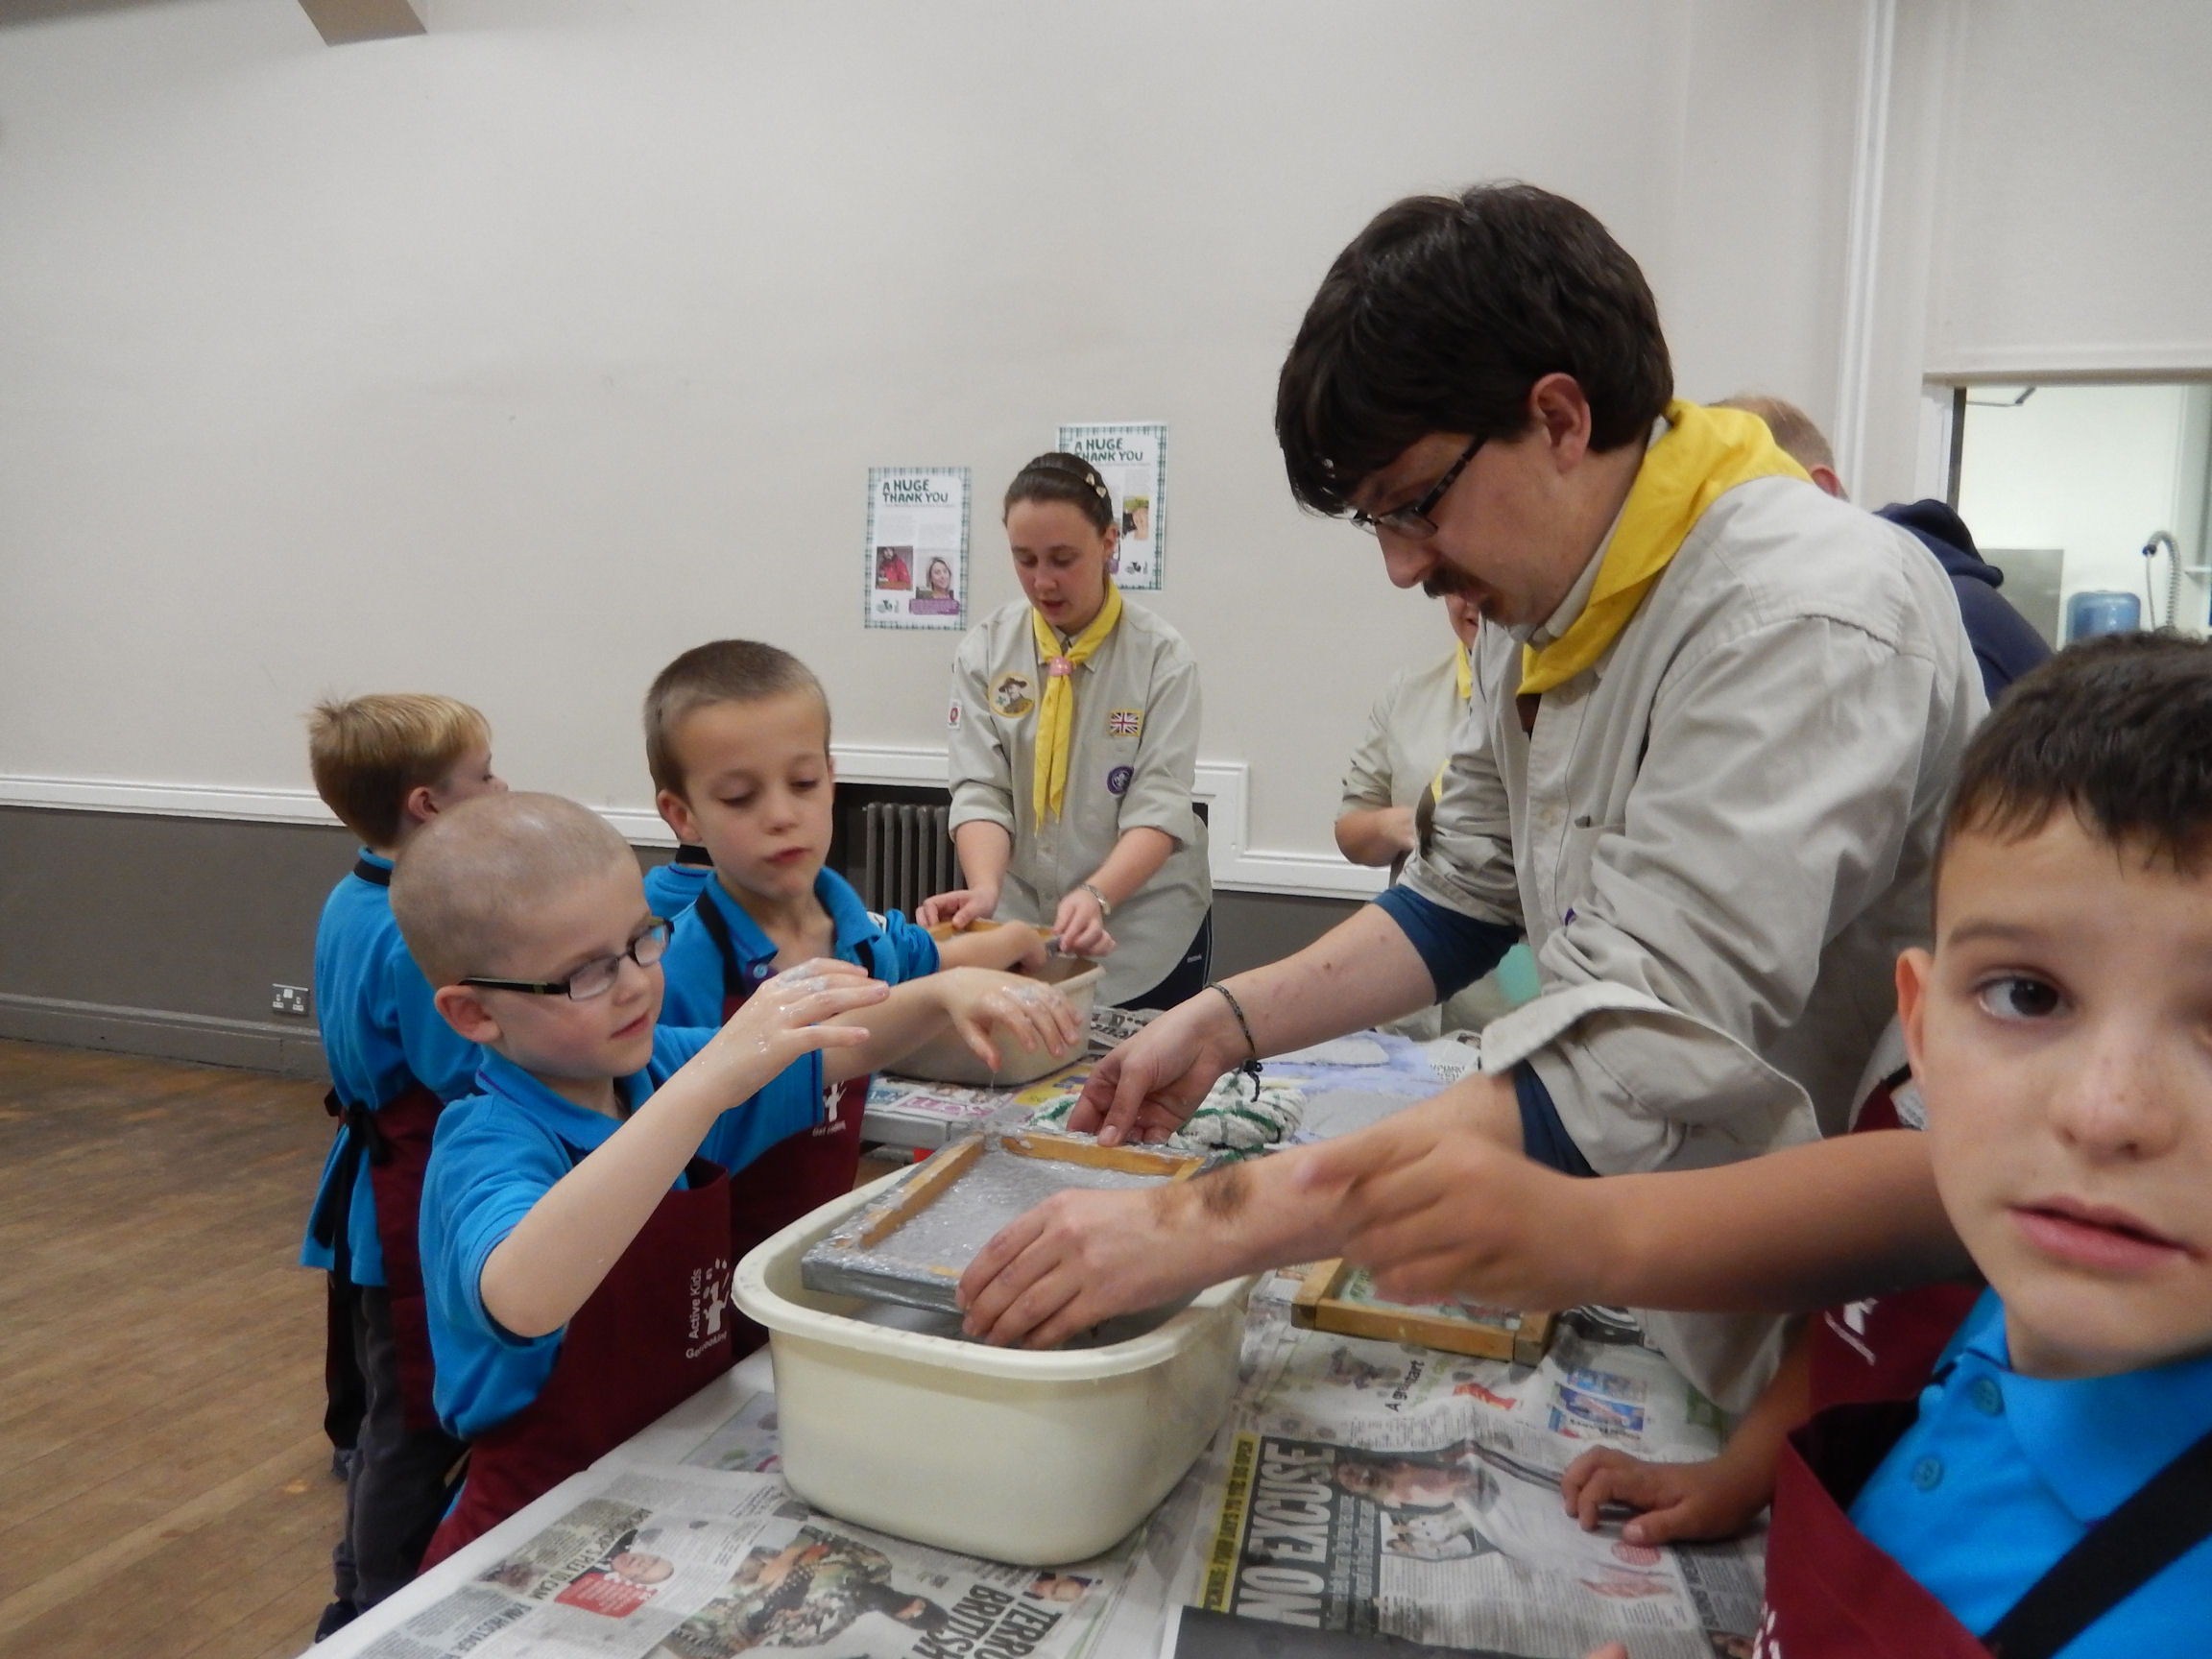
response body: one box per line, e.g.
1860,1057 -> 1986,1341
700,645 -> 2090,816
352,1468 -> 1126,1659
864,467 -> 970,631
1203,1284 -> 1765,1659
1056,423 -> 1165,589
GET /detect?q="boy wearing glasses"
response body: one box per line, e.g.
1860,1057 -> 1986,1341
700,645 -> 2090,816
301,693 -> 507,1638
398,793 -> 1069,1562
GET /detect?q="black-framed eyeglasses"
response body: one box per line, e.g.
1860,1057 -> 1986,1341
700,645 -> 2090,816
460,919 -> 672,1002
1348,435 -> 1485,540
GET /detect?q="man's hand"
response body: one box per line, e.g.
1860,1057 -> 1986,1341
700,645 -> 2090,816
1294,1082 -> 1619,1310
1560,1445 -> 1772,1546
918,882 -> 999,930
1068,989 -> 1246,1146
956,1183 -> 1215,1348
939,968 -> 1081,1072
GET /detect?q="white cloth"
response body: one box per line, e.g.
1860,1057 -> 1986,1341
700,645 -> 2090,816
1408,475 -> 1984,1410
948,598 -> 1211,1005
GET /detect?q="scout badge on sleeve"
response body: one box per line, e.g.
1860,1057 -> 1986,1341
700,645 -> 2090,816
1107,708 -> 1143,738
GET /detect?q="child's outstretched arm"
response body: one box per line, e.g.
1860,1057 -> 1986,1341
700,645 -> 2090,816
931,920 -> 1051,975
1303,1094 -> 1971,1313
1561,1325 -> 1810,1545
821,966 -> 1082,1083
479,962 -> 884,1338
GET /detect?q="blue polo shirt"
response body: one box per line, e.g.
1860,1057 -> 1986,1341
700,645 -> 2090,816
419,1027 -> 820,1439
1851,1287 -> 2212,1654
642,855 -> 714,921
301,851 -> 485,1285
659,868 -> 939,1028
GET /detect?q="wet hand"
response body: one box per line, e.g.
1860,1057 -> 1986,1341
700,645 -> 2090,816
945,968 -> 1081,1071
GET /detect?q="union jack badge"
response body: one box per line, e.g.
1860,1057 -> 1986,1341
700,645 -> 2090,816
1107,708 -> 1143,738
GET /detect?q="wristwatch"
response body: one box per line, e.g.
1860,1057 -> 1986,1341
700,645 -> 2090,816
1079,881 -> 1113,918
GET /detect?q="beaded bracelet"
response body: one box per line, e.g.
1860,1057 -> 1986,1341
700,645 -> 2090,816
1209,982 -> 1265,1100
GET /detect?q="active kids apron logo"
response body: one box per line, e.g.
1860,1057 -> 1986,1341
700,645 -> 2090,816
1107,766 -> 1134,796
991,673 -> 1035,718
1107,708 -> 1143,738
687,1256 -> 733,1360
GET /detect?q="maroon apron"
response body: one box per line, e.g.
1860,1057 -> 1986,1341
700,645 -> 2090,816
693,898 -> 870,1355
312,1076 -> 448,1436
1763,1398 -> 1997,1658
1807,1071 -> 1982,1414
1767,1373 -> 2212,1658
418,1152 -> 738,1569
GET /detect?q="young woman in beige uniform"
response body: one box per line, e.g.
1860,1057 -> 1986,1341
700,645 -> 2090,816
920,453 -> 1211,1009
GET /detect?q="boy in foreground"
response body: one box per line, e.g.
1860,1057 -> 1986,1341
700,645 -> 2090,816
399,792 -> 1071,1563
300,693 -> 506,1636
647,639 -> 1070,1285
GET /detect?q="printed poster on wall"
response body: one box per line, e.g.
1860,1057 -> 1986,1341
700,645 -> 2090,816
1057,421 -> 1166,589
864,466 -> 970,631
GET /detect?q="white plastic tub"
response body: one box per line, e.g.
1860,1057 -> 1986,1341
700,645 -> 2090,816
734,1174 -> 1253,1565
890,946 -> 1103,1088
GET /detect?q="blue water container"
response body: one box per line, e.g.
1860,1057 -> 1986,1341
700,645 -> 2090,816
2065,590 -> 2141,642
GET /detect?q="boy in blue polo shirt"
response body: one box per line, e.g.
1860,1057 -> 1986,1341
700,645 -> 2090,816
300,693 -> 507,1637
400,792 -> 1073,1561
644,640 -> 1069,1290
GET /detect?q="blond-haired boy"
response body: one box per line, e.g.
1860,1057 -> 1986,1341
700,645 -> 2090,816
300,693 -> 506,1636
645,639 -> 1065,1294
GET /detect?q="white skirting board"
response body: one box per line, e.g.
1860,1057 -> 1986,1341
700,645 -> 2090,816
0,752 -> 1385,902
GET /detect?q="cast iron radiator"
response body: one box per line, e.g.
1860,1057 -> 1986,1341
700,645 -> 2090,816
857,802 -> 959,918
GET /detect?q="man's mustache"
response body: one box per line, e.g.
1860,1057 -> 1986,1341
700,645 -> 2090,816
1423,570 -> 1475,601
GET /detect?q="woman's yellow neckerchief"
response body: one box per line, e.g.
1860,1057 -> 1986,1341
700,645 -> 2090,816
1430,641 -> 1476,804
1518,400 -> 1809,697
1029,581 -> 1125,821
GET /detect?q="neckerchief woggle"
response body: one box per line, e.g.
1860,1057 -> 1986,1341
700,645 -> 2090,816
1517,400 -> 1810,697
1031,581 -> 1124,821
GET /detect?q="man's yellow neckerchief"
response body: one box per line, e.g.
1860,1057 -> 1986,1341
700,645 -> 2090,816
1518,400 -> 1809,697
1030,581 -> 1125,821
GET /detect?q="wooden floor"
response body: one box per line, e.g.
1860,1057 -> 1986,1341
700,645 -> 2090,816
0,1039 -> 341,1659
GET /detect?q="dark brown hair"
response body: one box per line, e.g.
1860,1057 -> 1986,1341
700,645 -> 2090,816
643,640 -> 827,798
1945,632 -> 2212,872
1276,183 -> 1672,514
1003,451 -> 1114,535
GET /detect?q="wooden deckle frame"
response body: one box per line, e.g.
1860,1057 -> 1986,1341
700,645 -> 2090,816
1289,1259 -> 1555,1366
802,1131 -> 1205,1312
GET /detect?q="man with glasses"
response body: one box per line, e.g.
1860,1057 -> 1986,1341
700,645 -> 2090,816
957,184 -> 1982,1411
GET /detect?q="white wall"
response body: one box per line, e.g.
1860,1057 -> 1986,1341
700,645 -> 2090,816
0,1 -> 1883,883
1925,0 -> 2212,378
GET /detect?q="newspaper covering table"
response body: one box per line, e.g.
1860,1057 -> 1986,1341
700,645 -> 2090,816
1193,1281 -> 1766,1659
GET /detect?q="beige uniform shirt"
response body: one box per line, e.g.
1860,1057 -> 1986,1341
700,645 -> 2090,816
1340,646 -> 1472,817
1339,647 -> 1511,1037
948,598 -> 1212,1006
1407,473 -> 1984,1408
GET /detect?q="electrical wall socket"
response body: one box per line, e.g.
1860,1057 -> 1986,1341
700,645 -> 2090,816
272,984 -> 313,1018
